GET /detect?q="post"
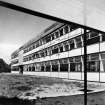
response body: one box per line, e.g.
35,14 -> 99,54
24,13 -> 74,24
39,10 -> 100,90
83,27 -> 87,105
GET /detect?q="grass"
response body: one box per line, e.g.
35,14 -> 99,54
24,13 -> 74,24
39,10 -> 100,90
0,73 -> 105,105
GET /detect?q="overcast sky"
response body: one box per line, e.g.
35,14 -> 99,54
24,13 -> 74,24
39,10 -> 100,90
0,6 -> 55,64
0,0 -> 105,64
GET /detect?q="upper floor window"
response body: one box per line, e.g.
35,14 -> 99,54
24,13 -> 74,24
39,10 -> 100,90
75,36 -> 82,48
52,45 -> 59,54
51,33 -> 55,40
102,34 -> 105,41
59,28 -> 64,36
55,31 -> 59,38
70,24 -> 79,31
45,35 -> 51,43
63,41 -> 69,51
64,25 -> 69,34
69,39 -> 75,50
59,43 -> 64,53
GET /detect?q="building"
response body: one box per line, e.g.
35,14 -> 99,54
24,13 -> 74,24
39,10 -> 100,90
11,22 -> 105,82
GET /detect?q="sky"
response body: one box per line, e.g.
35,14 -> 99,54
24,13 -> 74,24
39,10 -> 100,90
1,0 -> 105,64
0,6 -> 55,64
2,0 -> 105,32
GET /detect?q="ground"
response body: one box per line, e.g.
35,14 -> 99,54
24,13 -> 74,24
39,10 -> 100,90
0,73 -> 105,105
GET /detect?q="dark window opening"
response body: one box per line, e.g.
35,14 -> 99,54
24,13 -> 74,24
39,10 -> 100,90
87,36 -> 100,45
41,66 -> 44,71
46,65 -> 51,72
59,45 -> 64,52
60,64 -> 68,72
90,31 -> 99,38
102,34 -> 105,41
70,63 -> 75,71
64,25 -> 69,34
51,33 -> 55,40
70,42 -> 75,50
52,47 -> 59,54
52,65 -> 58,72
32,66 -> 35,71
87,61 -> 100,72
75,36 -> 82,48
45,35 -> 51,43
60,28 -> 64,36
55,31 -> 59,38
70,25 -> 79,31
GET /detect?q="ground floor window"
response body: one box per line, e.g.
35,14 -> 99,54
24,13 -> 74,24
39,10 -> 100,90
60,64 -> 68,72
41,66 -> 44,71
32,66 -> 35,71
87,61 -> 100,72
52,65 -> 58,72
102,60 -> 105,71
46,65 -> 51,72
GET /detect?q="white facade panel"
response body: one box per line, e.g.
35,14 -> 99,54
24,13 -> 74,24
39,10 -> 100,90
69,72 -> 82,80
100,42 -> 105,52
100,73 -> 105,82
59,52 -> 69,59
87,44 -> 100,54
69,49 -> 82,57
59,72 -> 69,79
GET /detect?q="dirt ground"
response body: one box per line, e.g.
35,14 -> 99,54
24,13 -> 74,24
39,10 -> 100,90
0,73 -> 105,105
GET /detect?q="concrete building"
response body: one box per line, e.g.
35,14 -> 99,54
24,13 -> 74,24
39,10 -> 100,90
11,22 -> 105,82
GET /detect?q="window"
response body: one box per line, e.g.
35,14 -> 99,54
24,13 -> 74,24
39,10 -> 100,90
87,54 -> 100,72
102,34 -> 105,41
32,45 -> 35,49
64,25 -> 69,34
51,33 -> 55,40
101,53 -> 105,60
40,50 -> 45,57
51,60 -> 58,72
41,62 -> 45,71
59,28 -> 64,36
90,53 -> 99,61
59,43 -> 64,52
52,45 -> 59,54
87,31 -> 100,45
55,31 -> 59,38
69,39 -> 75,50
36,52 -> 39,58
29,56 -> 32,60
45,35 -> 51,43
70,24 -> 79,31
36,41 -> 40,48
75,36 -> 82,48
90,31 -> 99,38
32,53 -> 36,59
64,41 -> 69,51
44,49 -> 48,56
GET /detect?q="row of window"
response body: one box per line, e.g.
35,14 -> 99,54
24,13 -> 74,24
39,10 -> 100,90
23,52 -> 105,72
23,24 -> 79,53
11,59 -> 18,65
11,53 -> 18,59
23,32 -> 105,62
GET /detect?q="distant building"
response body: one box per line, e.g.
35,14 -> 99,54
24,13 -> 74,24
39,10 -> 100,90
11,22 -> 105,82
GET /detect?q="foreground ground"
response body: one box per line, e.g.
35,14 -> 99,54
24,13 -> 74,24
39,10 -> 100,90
0,73 -> 105,105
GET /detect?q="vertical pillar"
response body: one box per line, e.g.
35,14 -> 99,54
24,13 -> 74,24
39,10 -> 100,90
50,61 -> 52,77
58,60 -> 60,78
68,59 -> 70,79
83,27 -> 87,105
44,63 -> 46,72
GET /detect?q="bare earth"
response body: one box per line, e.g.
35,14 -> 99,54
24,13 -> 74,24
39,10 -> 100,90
0,73 -> 105,105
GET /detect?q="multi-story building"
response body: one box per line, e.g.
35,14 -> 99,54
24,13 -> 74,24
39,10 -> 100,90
11,22 -> 105,82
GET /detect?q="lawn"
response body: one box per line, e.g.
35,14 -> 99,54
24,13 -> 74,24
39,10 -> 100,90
0,73 -> 105,105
